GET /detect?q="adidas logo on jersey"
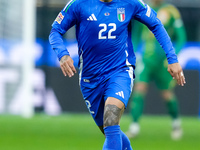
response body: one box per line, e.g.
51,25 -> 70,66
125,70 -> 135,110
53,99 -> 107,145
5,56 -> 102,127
87,14 -> 97,21
115,91 -> 124,99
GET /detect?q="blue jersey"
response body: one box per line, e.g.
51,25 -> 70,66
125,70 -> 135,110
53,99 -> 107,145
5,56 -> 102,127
49,0 -> 178,84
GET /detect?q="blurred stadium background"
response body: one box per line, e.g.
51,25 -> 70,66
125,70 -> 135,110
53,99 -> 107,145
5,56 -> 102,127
0,0 -> 200,149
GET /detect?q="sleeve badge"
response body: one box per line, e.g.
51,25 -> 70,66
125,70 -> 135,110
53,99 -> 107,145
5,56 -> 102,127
55,12 -> 64,24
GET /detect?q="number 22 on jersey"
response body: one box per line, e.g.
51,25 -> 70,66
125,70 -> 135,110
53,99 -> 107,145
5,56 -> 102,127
98,23 -> 116,39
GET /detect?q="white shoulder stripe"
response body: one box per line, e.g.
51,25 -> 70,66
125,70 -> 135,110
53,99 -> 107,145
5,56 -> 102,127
146,5 -> 151,17
63,0 -> 74,11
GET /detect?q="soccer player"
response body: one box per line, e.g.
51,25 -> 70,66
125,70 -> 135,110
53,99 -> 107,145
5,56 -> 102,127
126,0 -> 186,140
49,0 -> 185,149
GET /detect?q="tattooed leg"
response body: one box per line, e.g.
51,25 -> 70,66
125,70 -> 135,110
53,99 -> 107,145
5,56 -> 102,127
104,104 -> 124,127
102,97 -> 125,150
103,97 -> 125,127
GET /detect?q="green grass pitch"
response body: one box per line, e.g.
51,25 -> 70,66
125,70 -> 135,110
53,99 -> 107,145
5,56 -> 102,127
0,114 -> 199,150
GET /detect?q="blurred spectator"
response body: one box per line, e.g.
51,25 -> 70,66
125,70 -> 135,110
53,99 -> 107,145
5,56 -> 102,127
126,0 -> 186,140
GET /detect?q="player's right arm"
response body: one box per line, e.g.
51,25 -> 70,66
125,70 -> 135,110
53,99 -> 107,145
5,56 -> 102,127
49,0 -> 79,77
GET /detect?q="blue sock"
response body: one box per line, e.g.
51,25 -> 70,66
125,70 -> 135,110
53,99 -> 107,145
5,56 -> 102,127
121,131 -> 133,150
103,125 -> 122,150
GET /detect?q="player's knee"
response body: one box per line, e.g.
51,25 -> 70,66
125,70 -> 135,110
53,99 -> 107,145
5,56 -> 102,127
134,83 -> 147,94
103,104 -> 122,127
161,90 -> 174,101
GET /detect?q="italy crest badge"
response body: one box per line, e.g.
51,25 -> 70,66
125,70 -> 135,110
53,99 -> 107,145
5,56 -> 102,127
117,8 -> 125,22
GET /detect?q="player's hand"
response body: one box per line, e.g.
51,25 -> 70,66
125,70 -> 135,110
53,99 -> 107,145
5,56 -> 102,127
168,63 -> 186,86
60,55 -> 77,77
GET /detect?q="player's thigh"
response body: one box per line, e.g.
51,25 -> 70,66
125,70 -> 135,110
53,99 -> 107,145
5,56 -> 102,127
80,83 -> 105,127
105,97 -> 125,109
104,71 -> 134,108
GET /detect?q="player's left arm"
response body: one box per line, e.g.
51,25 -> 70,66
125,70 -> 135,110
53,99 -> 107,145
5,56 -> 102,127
157,8 -> 186,54
174,22 -> 186,54
133,0 -> 186,86
172,12 -> 187,54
